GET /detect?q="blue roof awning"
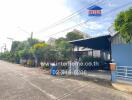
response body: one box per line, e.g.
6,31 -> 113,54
70,35 -> 111,51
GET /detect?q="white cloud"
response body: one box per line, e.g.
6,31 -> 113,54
106,0 -> 117,7
93,31 -> 109,37
84,21 -> 103,30
0,0 -> 73,50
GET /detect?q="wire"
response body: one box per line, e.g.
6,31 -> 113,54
17,26 -> 30,34
38,0 -> 104,33
45,1 -> 132,38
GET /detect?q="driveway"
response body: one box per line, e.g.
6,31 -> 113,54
0,60 -> 131,100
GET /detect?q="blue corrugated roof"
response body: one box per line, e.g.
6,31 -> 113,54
70,35 -> 111,51
88,5 -> 102,10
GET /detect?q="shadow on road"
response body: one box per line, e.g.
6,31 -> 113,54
58,75 -> 113,88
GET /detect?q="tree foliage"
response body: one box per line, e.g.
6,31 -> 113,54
11,41 -> 21,52
32,42 -> 48,49
114,8 -> 132,43
55,37 -> 73,61
0,30 -> 86,65
30,42 -> 48,61
66,32 -> 84,41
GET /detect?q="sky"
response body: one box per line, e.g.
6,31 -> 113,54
0,0 -> 132,51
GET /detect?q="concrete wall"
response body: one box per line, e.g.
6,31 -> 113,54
112,43 -> 132,66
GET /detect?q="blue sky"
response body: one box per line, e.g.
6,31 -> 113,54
0,0 -> 132,51
64,0 -> 132,36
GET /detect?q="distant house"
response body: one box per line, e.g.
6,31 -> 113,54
88,5 -> 102,16
47,37 -> 56,46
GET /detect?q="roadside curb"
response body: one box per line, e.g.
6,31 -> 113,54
112,82 -> 132,94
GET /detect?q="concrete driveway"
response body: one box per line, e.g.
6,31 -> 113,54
0,60 -> 131,100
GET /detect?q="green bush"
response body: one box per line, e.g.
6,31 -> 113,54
27,59 -> 35,67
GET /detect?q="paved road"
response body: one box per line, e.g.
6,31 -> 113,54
0,60 -> 131,100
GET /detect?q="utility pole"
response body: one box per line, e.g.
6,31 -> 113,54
7,37 -> 14,51
17,26 -> 34,39
4,43 -> 6,52
31,32 -> 33,40
17,27 -> 35,47
17,27 -> 38,67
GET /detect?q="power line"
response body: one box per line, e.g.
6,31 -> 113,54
45,2 -> 132,38
17,26 -> 34,39
17,26 -> 30,34
38,0 -> 105,33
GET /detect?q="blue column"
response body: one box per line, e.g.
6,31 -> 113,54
111,71 -> 116,82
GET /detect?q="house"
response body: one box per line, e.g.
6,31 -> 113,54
111,33 -> 132,65
47,37 -> 56,46
69,26 -> 132,82
110,28 -> 132,82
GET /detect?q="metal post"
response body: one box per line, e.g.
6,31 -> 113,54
109,37 -> 112,62
110,63 -> 116,82
92,49 -> 94,58
91,49 -> 94,68
111,71 -> 116,82
77,46 -> 79,61
72,45 -> 75,61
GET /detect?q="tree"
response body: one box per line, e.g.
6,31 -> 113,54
55,38 -> 72,61
9,38 -> 40,64
32,42 -> 48,49
33,45 -> 58,62
114,8 -> 132,43
27,38 -> 39,46
66,32 -> 84,41
11,41 -> 21,52
30,42 -> 48,62
11,41 -> 30,52
42,46 -> 58,62
18,49 -> 30,59
55,37 -> 66,44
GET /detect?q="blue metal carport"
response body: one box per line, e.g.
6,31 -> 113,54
70,35 -> 111,52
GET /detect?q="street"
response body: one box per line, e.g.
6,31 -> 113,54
0,60 -> 131,100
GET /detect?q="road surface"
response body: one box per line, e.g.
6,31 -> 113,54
0,60 -> 131,100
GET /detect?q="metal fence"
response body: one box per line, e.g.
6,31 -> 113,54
116,66 -> 132,81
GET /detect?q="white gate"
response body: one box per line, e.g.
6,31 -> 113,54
116,66 -> 132,81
